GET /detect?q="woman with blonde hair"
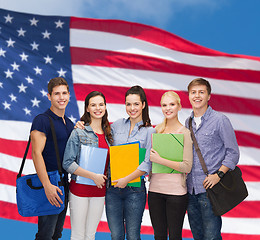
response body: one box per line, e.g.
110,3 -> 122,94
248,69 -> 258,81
148,91 -> 193,240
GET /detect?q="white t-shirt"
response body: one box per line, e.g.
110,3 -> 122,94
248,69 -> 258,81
194,116 -> 202,130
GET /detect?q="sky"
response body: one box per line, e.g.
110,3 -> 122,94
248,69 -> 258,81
1,0 -> 260,57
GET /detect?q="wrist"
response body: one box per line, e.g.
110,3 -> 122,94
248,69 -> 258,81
216,170 -> 225,179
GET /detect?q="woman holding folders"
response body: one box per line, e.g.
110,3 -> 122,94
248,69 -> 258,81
105,85 -> 155,240
63,91 -> 112,240
148,91 -> 193,240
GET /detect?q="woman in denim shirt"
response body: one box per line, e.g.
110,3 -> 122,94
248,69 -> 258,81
105,86 -> 155,240
63,91 -> 112,240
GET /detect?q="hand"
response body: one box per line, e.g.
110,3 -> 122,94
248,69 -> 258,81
150,148 -> 161,163
203,174 -> 220,189
75,121 -> 85,129
112,177 -> 128,188
93,174 -> 107,188
44,183 -> 63,207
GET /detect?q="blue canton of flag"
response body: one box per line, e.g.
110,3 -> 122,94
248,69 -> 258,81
0,8 -> 79,123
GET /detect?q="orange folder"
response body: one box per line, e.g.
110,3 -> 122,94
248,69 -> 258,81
110,143 -> 140,185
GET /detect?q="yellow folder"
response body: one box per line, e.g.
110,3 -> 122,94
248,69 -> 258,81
110,143 -> 140,185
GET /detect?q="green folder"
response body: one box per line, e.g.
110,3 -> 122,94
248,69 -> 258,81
152,133 -> 184,174
127,148 -> 146,187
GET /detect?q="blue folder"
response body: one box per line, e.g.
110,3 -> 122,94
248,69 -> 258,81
76,145 -> 108,186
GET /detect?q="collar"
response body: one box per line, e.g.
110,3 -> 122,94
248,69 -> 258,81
46,108 -> 60,120
84,124 -> 94,132
123,117 -> 144,127
191,105 -> 212,121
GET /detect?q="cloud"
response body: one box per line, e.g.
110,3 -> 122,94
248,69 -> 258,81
1,0 -> 227,28
0,0 -> 85,17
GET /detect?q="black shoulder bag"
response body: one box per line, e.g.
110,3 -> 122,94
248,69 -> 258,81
189,117 -> 248,216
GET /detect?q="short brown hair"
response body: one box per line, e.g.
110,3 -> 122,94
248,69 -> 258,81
187,78 -> 211,95
47,77 -> 69,95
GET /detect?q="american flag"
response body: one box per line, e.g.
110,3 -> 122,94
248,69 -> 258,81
1,8 -> 260,240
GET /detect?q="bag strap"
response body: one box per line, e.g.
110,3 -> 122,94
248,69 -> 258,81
17,137 -> 31,178
17,114 -> 63,180
189,117 -> 209,176
47,115 -> 63,180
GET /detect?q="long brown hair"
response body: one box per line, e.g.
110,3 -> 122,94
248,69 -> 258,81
125,85 -> 152,129
80,91 -> 113,144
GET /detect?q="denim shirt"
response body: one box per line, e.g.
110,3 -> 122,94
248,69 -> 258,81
63,125 -> 110,181
185,106 -> 240,195
111,118 -> 156,175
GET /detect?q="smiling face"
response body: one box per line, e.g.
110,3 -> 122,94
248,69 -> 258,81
125,94 -> 145,122
161,94 -> 181,120
48,85 -> 70,115
87,95 -> 106,120
188,84 -> 211,116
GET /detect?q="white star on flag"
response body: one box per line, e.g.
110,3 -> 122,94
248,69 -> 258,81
6,38 -> 15,47
31,97 -> 41,107
11,62 -> 20,71
3,101 -> 11,110
18,83 -> 27,93
17,28 -> 26,37
25,76 -> 34,84
0,48 -> 6,57
4,69 -> 14,79
55,20 -> 64,28
4,14 -> 13,23
9,93 -> 17,102
55,43 -> 64,52
23,107 -> 31,115
29,17 -> 39,26
19,52 -> 28,61
57,68 -> 67,77
44,55 -> 53,64
42,30 -> 51,39
33,66 -> 42,75
30,41 -> 39,50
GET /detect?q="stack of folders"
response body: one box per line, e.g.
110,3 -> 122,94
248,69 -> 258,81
109,142 -> 146,187
152,133 -> 184,174
76,145 -> 108,185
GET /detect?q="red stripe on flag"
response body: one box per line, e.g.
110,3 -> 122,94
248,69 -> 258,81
74,83 -> 260,117
235,131 -> 260,148
221,233 -> 260,240
223,201 -> 260,218
0,201 -> 71,229
70,17 -> 260,61
239,165 -> 260,182
0,138 -> 31,158
71,47 -> 260,84
0,168 -> 18,186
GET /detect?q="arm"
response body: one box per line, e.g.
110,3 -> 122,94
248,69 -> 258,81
74,167 -> 107,189
113,127 -> 155,188
63,129 -> 106,188
31,130 -> 63,207
113,169 -> 145,188
204,115 -> 239,189
203,165 -> 229,189
150,129 -> 193,173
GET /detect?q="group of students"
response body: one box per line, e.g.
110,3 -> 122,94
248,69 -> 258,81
30,77 -> 239,240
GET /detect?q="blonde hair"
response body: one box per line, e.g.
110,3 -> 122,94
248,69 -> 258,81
155,91 -> 181,133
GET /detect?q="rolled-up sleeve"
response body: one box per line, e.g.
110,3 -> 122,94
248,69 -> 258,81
137,127 -> 156,174
63,129 -> 80,174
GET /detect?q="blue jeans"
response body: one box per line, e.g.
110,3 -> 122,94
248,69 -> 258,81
187,192 -> 222,240
105,179 -> 146,240
35,182 -> 69,240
